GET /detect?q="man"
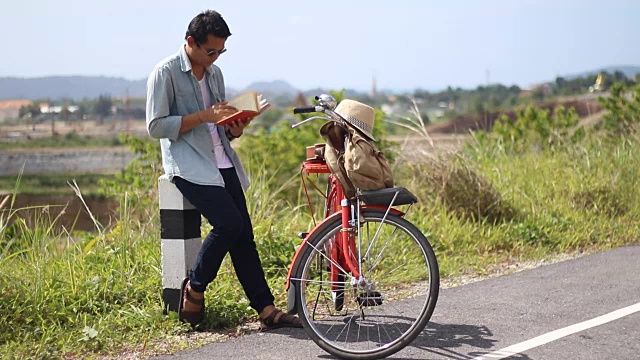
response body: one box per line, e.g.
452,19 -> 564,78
146,10 -> 301,329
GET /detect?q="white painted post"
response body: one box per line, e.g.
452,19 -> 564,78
158,176 -> 201,313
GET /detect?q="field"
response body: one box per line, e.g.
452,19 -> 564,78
1,87 -> 639,359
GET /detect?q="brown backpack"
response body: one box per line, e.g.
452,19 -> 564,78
320,122 -> 393,198
320,121 -> 356,198
344,126 -> 394,191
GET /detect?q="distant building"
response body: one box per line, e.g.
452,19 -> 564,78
519,83 -> 552,99
38,104 -> 79,114
292,91 -> 309,108
40,104 -> 62,113
37,103 -> 83,121
589,73 -> 603,93
370,74 -> 377,98
0,99 -> 32,122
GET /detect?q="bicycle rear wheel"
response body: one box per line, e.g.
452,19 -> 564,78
291,209 -> 439,360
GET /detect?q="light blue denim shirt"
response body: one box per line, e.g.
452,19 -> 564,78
146,45 -> 249,189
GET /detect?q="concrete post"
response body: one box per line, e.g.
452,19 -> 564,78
158,176 -> 201,313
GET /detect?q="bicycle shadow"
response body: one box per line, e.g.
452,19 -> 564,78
408,322 -> 531,360
272,321 -> 531,360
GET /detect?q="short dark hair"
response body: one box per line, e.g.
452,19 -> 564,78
185,10 -> 232,44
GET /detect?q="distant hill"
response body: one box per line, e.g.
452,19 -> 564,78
0,76 -> 304,101
242,80 -> 298,96
0,76 -> 147,100
304,88 -> 366,98
563,65 -> 640,80
2,65 -> 638,101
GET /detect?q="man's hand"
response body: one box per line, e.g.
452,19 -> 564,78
227,116 -> 254,137
201,101 -> 238,124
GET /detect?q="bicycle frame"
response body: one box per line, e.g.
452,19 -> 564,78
285,160 -> 405,291
286,94 -> 408,293
286,96 -> 438,359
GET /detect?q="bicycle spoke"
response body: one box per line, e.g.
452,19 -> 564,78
366,226 -> 401,275
356,202 -> 364,283
290,278 -> 350,286
362,193 -> 398,261
296,210 -> 439,359
290,102 -> 440,359
304,240 -> 353,280
344,312 -> 354,345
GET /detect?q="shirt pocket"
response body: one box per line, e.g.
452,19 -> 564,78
175,83 -> 202,113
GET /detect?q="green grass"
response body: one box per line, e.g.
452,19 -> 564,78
0,168 -> 309,359
399,141 -> 640,278
1,136 -> 640,358
0,203 -> 183,359
0,174 -> 115,196
0,136 -> 122,150
0,133 -> 122,150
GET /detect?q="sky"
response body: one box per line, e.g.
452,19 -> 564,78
0,0 -> 638,92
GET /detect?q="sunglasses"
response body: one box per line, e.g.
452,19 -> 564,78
199,44 -> 227,57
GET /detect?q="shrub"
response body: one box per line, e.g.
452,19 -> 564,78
237,90 -> 396,203
406,154 -> 517,223
99,133 -> 162,218
598,83 -> 640,137
470,105 -> 584,155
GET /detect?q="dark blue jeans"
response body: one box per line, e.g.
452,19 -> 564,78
174,169 -> 275,313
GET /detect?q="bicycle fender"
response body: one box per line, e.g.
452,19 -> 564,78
362,204 -> 405,216
286,211 -> 343,290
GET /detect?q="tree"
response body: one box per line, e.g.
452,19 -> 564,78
251,108 -> 284,131
599,82 -> 640,137
613,70 -> 627,83
554,76 -> 567,95
531,87 -> 545,102
94,95 -> 113,123
19,103 -> 41,119
472,97 -> 485,115
76,103 -> 90,119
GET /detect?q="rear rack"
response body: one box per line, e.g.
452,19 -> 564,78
357,187 -> 418,207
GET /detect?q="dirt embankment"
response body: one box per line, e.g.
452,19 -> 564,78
1,193 -> 119,232
0,147 -> 135,176
0,119 -> 148,143
427,99 -> 602,134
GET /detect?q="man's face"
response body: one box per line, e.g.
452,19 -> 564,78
189,34 -> 227,68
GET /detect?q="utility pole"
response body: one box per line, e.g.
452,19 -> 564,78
125,88 -> 131,133
370,72 -> 377,99
49,98 -> 55,136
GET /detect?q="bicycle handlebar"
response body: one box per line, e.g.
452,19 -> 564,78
293,106 -> 322,114
291,95 -> 343,128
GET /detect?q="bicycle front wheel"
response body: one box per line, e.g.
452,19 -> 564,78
291,209 -> 439,360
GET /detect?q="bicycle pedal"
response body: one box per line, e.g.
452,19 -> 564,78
297,232 -> 309,239
356,291 -> 383,307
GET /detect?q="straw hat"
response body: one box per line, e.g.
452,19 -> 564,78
334,99 -> 376,141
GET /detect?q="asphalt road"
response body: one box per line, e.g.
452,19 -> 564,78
154,245 -> 640,360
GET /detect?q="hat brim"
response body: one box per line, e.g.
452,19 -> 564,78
336,112 -> 376,142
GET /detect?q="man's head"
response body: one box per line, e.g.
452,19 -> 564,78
185,10 -> 232,68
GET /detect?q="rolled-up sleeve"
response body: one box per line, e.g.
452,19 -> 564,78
146,66 -> 182,141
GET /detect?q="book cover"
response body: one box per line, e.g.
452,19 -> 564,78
216,90 -> 270,126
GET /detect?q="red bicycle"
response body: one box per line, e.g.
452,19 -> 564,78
285,95 -> 440,360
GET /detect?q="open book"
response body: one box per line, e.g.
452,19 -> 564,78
216,90 -> 270,126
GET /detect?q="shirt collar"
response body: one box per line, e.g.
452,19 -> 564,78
178,45 -> 192,73
179,45 -> 213,76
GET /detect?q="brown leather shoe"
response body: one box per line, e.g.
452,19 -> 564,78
178,277 -> 205,326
